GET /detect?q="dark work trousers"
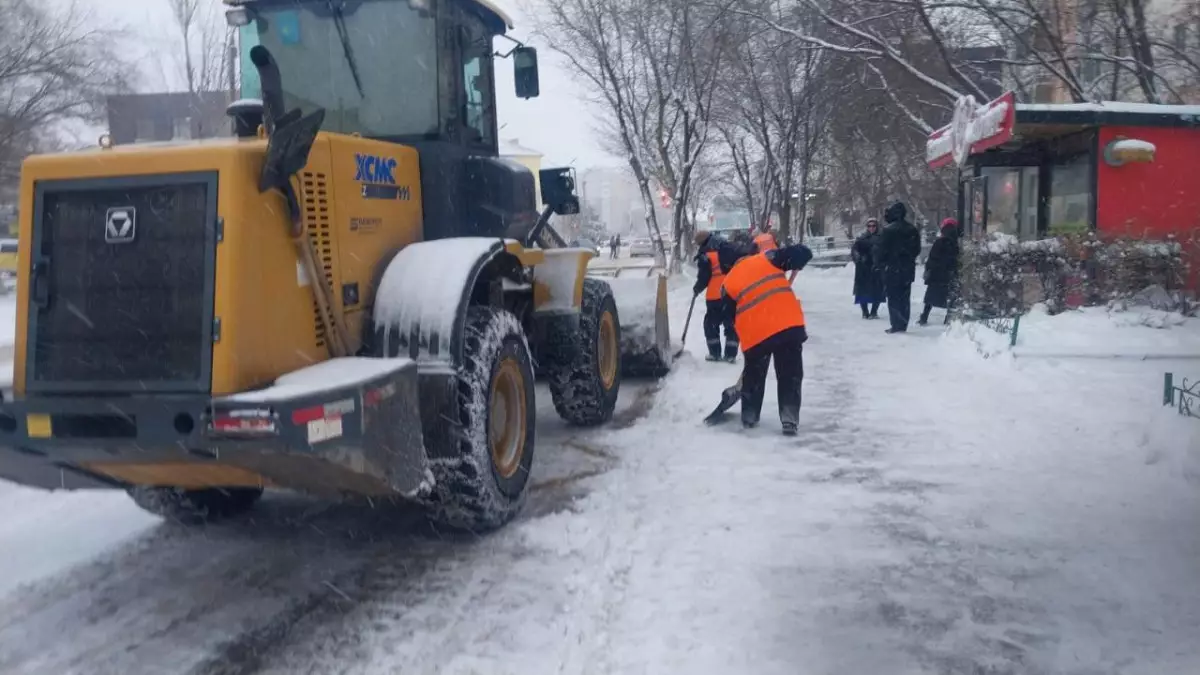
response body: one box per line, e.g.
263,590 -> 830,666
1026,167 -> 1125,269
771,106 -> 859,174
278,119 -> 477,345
740,326 -> 806,427
886,281 -> 913,331
703,299 -> 739,358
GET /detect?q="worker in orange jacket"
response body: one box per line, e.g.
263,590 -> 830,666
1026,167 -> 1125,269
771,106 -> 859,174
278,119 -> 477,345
692,230 -> 744,361
721,242 -> 813,435
752,223 -> 779,253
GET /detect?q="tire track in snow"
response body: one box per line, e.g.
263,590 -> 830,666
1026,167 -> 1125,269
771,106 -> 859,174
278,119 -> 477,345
0,383 -> 661,675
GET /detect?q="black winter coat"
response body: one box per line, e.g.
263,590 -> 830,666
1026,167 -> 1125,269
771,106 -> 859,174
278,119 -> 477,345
851,231 -> 884,300
877,219 -> 922,285
922,230 -> 960,308
692,236 -> 750,295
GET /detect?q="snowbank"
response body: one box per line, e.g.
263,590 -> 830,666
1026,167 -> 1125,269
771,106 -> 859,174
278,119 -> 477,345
941,302 -> 1200,361
1014,305 -> 1200,359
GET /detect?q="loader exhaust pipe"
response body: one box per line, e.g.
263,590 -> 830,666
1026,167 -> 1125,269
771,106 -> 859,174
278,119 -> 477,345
249,45 -> 288,136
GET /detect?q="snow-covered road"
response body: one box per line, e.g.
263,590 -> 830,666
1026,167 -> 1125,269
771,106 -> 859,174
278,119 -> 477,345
1,267 -> 1199,674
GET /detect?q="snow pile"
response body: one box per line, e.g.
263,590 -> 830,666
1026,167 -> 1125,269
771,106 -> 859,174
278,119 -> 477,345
942,319 -> 1015,361
944,302 -> 1200,360
1142,408 -> 1200,488
983,232 -> 1064,255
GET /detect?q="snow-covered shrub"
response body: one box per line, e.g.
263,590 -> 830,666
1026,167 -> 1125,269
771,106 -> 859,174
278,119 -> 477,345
957,232 -> 1189,319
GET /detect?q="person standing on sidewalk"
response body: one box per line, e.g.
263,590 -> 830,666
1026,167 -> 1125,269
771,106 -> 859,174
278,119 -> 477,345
721,243 -> 814,435
876,202 -> 922,334
919,218 -> 961,326
693,230 -> 743,362
852,218 -> 885,319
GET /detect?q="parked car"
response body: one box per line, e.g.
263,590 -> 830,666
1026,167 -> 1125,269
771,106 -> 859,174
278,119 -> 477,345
629,238 -> 655,257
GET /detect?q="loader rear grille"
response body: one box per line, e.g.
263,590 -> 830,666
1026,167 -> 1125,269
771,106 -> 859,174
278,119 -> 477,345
27,173 -> 217,393
301,172 -> 336,350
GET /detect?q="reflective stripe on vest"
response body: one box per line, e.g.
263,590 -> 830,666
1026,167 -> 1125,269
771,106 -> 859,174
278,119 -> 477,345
705,251 -> 725,300
754,233 -> 777,251
723,253 -> 805,351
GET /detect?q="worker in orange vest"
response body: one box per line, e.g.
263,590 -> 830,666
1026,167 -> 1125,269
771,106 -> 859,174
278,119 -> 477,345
721,242 -> 813,435
752,223 -> 778,253
692,229 -> 744,361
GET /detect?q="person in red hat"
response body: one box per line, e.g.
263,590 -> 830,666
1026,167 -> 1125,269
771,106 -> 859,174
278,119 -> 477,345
919,218 -> 961,326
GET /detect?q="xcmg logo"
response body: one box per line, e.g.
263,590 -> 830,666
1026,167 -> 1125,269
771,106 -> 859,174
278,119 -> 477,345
354,154 -> 398,184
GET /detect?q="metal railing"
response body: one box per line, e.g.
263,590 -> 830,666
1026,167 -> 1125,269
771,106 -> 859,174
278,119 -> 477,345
1164,373 -> 1200,419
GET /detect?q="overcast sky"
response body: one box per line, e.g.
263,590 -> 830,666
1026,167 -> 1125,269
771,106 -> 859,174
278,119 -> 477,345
74,0 -> 615,169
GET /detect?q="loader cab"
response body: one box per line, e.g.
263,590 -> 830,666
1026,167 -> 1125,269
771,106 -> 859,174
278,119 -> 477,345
226,0 -> 546,240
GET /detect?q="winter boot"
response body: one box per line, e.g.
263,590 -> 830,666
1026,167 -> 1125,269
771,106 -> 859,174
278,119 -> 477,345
860,304 -> 870,319
705,353 -> 722,362
782,421 -> 798,436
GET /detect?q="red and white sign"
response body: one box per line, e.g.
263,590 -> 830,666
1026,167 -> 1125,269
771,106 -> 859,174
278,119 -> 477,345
927,91 -> 1016,169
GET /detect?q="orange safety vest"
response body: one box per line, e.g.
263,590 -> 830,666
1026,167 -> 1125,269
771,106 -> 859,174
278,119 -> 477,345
754,232 -> 777,252
722,253 -> 805,351
704,251 -> 725,300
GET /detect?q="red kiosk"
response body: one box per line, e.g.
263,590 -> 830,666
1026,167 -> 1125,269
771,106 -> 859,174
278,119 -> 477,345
926,92 -> 1200,291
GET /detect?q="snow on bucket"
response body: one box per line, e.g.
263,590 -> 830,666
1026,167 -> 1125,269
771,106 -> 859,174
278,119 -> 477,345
602,275 -> 672,378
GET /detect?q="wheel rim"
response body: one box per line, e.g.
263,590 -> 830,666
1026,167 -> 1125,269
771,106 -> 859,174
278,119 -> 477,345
598,310 -> 618,390
490,357 -> 527,479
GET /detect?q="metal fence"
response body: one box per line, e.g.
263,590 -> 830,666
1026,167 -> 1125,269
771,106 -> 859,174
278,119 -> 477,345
1164,373 -> 1200,419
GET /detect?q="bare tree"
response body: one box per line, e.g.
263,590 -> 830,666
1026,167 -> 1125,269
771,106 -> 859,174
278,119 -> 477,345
166,0 -> 236,95
0,0 -> 128,191
538,0 -> 732,266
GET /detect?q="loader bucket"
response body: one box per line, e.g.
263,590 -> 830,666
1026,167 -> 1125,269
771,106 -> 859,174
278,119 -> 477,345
601,274 -> 672,378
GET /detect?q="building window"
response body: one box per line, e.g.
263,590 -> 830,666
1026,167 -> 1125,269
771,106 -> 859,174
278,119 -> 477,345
135,118 -> 155,142
1047,153 -> 1092,235
980,167 -> 1021,237
1019,166 -> 1040,240
173,117 -> 192,140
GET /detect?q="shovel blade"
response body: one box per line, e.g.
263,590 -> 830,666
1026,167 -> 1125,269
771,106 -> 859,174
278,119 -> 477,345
703,384 -> 742,425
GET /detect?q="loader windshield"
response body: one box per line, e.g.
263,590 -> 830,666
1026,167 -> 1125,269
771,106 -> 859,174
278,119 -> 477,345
238,0 -> 439,138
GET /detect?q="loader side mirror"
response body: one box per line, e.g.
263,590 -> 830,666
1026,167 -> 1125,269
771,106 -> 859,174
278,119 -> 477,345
540,167 -> 579,215
513,46 -> 540,99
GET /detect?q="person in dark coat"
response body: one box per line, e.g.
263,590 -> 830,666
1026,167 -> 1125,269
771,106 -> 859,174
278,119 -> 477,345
692,230 -> 747,362
851,218 -> 885,319
875,201 -> 922,334
919,218 -> 961,326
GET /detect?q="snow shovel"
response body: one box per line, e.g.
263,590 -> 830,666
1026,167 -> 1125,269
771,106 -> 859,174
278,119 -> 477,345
703,372 -> 744,426
673,292 -> 700,359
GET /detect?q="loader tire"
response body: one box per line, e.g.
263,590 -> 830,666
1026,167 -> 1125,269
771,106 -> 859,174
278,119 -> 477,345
423,306 -> 536,532
128,486 -> 263,525
547,278 -> 621,427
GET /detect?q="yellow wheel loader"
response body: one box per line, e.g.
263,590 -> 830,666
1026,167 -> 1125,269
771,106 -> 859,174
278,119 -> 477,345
0,0 -> 671,531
